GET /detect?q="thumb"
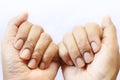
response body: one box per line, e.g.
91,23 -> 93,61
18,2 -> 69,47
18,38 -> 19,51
6,12 -> 28,37
101,16 -> 117,45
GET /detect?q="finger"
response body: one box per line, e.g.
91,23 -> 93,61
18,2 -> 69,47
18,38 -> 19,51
6,12 -> 28,37
20,25 -> 44,60
63,32 -> 85,68
102,16 -> 118,45
85,23 -> 102,53
58,42 -> 73,66
44,62 -> 60,79
14,21 -> 32,50
28,33 -> 52,69
73,26 -> 94,63
39,42 -> 58,69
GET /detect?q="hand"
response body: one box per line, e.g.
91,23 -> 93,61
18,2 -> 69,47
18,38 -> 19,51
14,17 -> 58,70
59,17 -> 119,80
1,13 -> 59,80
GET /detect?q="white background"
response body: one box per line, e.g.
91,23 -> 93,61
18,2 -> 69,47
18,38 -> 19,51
0,0 -> 120,80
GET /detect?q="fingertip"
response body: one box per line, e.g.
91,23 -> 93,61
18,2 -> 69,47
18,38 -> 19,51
102,16 -> 117,44
6,12 -> 29,37
19,12 -> 28,20
14,12 -> 28,26
22,12 -> 28,17
102,16 -> 112,27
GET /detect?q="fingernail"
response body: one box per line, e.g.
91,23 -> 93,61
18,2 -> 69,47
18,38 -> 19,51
20,49 -> 31,60
68,60 -> 73,66
84,52 -> 93,63
28,59 -> 36,68
14,39 -> 24,49
76,57 -> 85,67
40,62 -> 45,69
91,42 -> 98,52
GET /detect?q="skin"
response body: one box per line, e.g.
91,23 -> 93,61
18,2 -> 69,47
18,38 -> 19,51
14,21 -> 58,69
1,12 -> 119,80
59,23 -> 102,68
1,13 -> 60,80
59,16 -> 119,80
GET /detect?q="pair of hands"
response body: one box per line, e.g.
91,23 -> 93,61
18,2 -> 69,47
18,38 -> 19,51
1,13 -> 119,80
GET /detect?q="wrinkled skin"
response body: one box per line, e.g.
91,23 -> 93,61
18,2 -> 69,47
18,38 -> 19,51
1,13 -> 60,80
61,17 -> 119,80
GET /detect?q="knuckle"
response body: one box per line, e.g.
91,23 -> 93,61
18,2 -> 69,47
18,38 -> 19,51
85,22 -> 99,28
41,33 -> 52,41
21,21 -> 32,26
51,43 -> 59,51
32,25 -> 44,33
73,25 -> 84,31
85,23 -> 100,34
38,25 -> 44,32
63,32 -> 72,41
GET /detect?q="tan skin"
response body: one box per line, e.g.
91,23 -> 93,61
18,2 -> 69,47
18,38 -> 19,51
59,17 -> 119,80
1,13 -> 60,80
1,13 -> 119,80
